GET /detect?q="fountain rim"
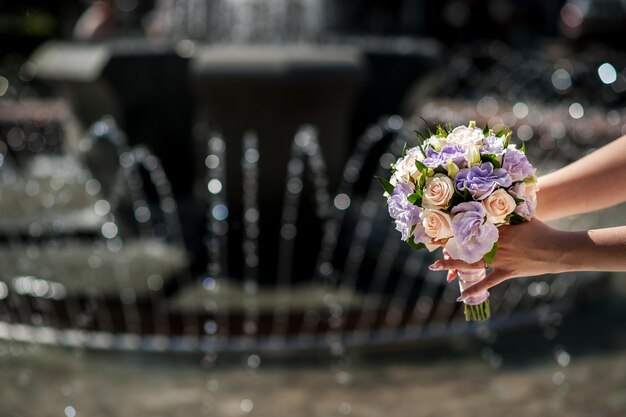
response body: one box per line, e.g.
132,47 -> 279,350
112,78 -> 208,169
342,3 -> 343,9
0,300 -> 573,355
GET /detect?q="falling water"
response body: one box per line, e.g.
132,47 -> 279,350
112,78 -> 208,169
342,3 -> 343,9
153,0 -> 326,44
204,133 -> 229,348
241,131 -> 260,348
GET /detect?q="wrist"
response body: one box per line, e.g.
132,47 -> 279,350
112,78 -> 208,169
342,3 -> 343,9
526,226 -> 581,275
553,230 -> 593,273
535,177 -> 570,222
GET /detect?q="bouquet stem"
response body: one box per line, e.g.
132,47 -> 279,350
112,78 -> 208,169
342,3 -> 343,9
458,269 -> 490,321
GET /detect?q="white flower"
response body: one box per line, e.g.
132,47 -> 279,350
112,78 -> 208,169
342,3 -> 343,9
422,174 -> 455,210
446,125 -> 485,147
421,209 -> 453,241
443,125 -> 485,166
481,188 -> 516,224
392,147 -> 425,185
426,134 -> 447,151
464,143 -> 482,166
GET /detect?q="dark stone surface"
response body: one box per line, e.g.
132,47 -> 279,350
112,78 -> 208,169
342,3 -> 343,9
192,45 -> 364,283
31,39 -> 196,197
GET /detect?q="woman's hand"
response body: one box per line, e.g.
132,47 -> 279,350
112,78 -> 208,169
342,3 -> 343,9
430,219 -> 564,300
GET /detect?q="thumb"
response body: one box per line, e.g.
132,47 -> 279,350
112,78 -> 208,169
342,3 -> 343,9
460,269 -> 510,299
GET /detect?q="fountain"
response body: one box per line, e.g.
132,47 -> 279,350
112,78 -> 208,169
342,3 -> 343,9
0,101 -> 612,353
0,0 -> 619,355
3,3 -> 626,417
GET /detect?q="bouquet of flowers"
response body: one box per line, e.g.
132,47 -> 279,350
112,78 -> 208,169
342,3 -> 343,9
377,121 -> 537,321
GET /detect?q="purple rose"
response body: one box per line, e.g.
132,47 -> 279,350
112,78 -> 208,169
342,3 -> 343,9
423,144 -> 467,169
412,224 -> 431,247
455,162 -> 512,200
509,182 -> 537,220
387,182 -> 421,240
444,202 -> 499,263
502,147 -> 535,182
480,135 -> 505,155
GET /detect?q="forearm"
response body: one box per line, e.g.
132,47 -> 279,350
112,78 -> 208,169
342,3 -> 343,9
535,135 -> 626,221
556,226 -> 626,272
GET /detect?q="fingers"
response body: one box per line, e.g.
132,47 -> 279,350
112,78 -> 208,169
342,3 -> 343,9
459,269 -> 510,299
429,238 -> 446,247
441,250 -> 458,282
429,258 -> 484,271
446,269 -> 457,283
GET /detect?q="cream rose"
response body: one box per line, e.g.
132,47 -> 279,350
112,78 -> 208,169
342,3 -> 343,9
421,209 -> 453,241
422,174 -> 455,209
481,188 -> 516,224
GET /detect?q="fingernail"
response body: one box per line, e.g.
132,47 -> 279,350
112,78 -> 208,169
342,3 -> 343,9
456,295 -> 467,303
429,263 -> 441,271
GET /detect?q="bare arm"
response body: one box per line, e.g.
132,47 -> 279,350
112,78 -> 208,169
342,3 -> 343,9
536,135 -> 626,221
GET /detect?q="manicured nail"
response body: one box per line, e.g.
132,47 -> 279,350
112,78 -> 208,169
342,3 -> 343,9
447,275 -> 454,283
429,263 -> 441,271
456,295 -> 467,303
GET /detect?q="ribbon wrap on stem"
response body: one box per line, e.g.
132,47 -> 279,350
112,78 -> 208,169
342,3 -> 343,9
458,269 -> 490,305
458,268 -> 490,321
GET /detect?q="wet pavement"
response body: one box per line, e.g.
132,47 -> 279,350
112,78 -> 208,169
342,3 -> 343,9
2,277 -> 625,417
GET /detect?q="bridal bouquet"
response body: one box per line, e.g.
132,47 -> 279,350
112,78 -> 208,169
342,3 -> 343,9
377,121 -> 537,321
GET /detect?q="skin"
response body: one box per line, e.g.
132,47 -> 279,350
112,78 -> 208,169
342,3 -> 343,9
73,0 -> 114,41
536,134 -> 626,221
430,134 -> 626,300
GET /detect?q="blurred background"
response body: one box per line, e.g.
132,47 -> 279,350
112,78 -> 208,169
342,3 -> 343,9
1,0 -> 625,416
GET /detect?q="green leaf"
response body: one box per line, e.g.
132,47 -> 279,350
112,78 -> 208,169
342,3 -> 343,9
405,237 -> 426,250
417,173 -> 426,189
496,129 -> 505,138
374,176 -> 394,195
507,212 -> 527,225
420,117 -> 434,136
415,160 -> 428,173
414,131 -> 428,157
483,242 -> 498,265
454,184 -> 469,201
480,153 -> 501,169
450,191 -> 464,207
513,197 -> 525,204
401,142 -> 408,157
503,131 -> 512,148
407,193 -> 422,206
520,141 -> 526,153
483,123 -> 490,136
463,188 -> 472,202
